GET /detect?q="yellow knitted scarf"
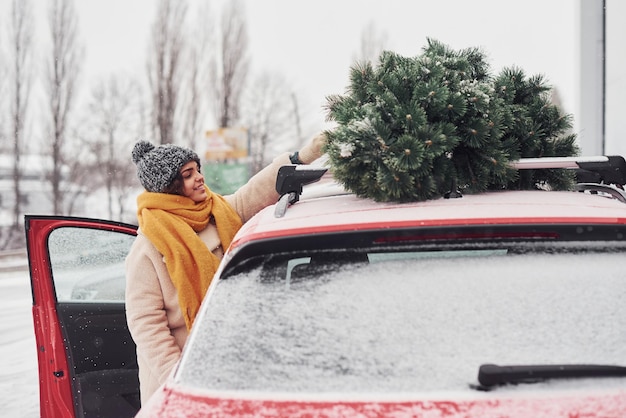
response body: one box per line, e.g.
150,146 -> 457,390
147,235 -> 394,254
136,185 -> 243,330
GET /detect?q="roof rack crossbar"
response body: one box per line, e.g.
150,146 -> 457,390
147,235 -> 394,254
512,155 -> 626,186
271,156 -> 626,215
510,156 -> 608,170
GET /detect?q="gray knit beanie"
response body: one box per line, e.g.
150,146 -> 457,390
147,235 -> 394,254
132,140 -> 201,193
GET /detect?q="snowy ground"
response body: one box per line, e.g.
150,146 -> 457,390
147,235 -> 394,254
0,255 -> 40,418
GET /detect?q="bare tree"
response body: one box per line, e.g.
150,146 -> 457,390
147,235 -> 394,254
354,20 -> 389,64
211,0 -> 249,129
8,0 -> 33,228
7,0 -> 34,228
83,75 -> 143,220
44,0 -> 82,215
242,72 -> 302,173
147,0 -> 188,145
61,131 -> 91,217
0,23 -> 6,151
179,1 -> 213,150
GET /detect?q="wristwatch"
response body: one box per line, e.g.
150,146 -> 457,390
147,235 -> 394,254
289,151 -> 303,164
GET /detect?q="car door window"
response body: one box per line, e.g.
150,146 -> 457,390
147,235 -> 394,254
48,226 -> 135,302
42,224 -> 140,417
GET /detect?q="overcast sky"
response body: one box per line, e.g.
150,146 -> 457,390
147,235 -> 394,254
4,0 -> 626,155
72,0 -> 579,124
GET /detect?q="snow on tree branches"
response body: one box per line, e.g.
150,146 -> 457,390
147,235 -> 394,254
323,38 -> 579,203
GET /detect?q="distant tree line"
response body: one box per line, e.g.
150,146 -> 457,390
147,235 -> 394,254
0,0 -> 332,249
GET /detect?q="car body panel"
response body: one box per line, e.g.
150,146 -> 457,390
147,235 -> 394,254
139,384 -> 626,417
232,190 -> 626,249
136,186 -> 626,417
25,216 -> 138,418
26,178 -> 626,417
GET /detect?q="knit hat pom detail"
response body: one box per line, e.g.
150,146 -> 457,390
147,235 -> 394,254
132,140 -> 155,164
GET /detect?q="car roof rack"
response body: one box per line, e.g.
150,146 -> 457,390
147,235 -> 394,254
273,155 -> 626,217
274,165 -> 328,217
511,155 -> 626,203
511,155 -> 626,185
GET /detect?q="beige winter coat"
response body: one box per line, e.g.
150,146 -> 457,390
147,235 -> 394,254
125,136 -> 324,404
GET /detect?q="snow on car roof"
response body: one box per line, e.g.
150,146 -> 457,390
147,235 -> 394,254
232,186 -> 626,248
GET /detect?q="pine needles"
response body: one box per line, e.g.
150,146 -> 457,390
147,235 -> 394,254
324,38 -> 579,202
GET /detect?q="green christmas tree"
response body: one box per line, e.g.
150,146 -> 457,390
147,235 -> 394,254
324,38 -> 579,203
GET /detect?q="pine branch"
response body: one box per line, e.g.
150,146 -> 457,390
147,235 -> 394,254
325,40 -> 579,202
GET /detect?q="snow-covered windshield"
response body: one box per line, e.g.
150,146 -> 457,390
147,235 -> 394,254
178,241 -> 626,394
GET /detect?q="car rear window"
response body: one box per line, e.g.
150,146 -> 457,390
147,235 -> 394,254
177,238 -> 626,394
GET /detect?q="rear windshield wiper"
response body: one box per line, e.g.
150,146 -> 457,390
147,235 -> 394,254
478,363 -> 626,388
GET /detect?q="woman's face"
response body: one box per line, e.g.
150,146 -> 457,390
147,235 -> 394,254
180,161 -> 208,203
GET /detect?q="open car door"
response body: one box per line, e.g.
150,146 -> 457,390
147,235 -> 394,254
25,215 -> 139,418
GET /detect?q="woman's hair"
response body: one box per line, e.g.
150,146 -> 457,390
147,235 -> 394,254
163,172 -> 185,195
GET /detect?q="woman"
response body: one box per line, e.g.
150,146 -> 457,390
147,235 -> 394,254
125,134 -> 326,403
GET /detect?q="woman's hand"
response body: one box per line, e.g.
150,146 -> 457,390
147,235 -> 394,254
297,132 -> 328,164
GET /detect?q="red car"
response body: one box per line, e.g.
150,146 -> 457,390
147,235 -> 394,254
27,156 -> 626,418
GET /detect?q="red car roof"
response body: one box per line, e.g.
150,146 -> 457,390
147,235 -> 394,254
231,188 -> 626,250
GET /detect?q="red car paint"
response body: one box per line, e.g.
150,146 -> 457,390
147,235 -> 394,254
26,217 -> 136,418
137,383 -> 626,417
26,179 -> 626,417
